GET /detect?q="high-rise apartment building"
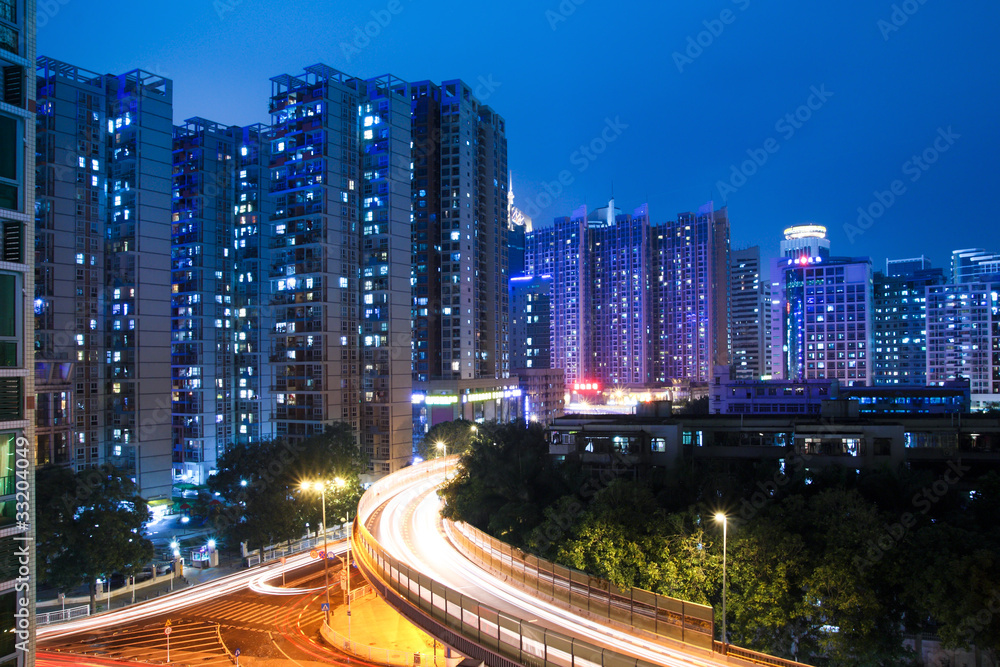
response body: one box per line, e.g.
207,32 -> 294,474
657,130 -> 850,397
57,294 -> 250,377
409,79 -> 509,384
651,202 -> 730,383
170,118 -> 272,485
872,262 -> 944,386
526,207 -> 587,386
925,282 -> 1000,406
509,274 -> 552,371
267,65 -> 412,475
729,246 -> 766,380
770,227 -> 873,386
408,80 -> 520,439
587,201 -> 650,386
1,0 -> 35,661
35,57 -> 173,500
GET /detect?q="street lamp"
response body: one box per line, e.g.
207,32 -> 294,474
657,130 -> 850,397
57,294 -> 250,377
301,480 -> 333,624
714,512 -> 728,650
333,477 -> 352,654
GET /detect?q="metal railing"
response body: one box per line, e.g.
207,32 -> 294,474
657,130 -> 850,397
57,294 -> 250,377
447,521 -> 715,650
37,605 -> 90,626
244,524 -> 351,567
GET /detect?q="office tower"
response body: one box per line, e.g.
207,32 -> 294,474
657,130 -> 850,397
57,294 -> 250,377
1,0 -> 35,661
526,207 -> 587,386
35,58 -> 173,500
770,226 -> 873,385
730,246 -> 766,380
886,256 -> 932,277
951,248 -> 1000,284
872,263 -> 944,386
268,66 -> 412,475
171,119 -> 272,485
652,202 -> 730,383
587,201 -> 650,386
926,283 -> 1000,406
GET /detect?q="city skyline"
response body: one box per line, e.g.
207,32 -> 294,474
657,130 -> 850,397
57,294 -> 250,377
35,0 -> 1000,273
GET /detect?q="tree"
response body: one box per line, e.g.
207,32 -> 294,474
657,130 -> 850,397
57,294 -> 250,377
36,464 -> 154,613
208,424 -> 367,553
417,419 -> 478,460
440,421 -> 568,546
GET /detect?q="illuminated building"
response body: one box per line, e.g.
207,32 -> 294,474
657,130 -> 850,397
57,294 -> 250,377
409,80 -> 508,383
769,226 -> 873,386
729,246 -> 766,380
526,206 -> 587,386
407,80 -> 513,444
1,0 -> 35,659
170,119 -> 272,485
951,248 -> 1000,284
509,274 -> 552,371
651,202 -> 730,383
587,201 -> 651,386
925,282 -> 1000,407
35,57 -> 173,499
509,274 -> 562,425
268,66 -> 413,475
872,260 -> 944,386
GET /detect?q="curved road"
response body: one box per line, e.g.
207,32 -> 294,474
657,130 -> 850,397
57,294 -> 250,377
365,465 -> 727,667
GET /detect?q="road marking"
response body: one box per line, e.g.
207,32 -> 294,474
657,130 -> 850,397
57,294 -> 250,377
269,631 -> 306,667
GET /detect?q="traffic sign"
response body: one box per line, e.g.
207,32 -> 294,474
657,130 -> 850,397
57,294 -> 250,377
320,602 -> 330,611
164,626 -> 172,636
310,549 -> 319,559
235,649 -> 241,657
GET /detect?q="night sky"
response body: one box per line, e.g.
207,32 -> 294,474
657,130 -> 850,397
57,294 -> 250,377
38,0 -> 999,274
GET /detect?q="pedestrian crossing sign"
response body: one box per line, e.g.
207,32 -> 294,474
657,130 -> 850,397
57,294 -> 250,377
321,603 -> 330,611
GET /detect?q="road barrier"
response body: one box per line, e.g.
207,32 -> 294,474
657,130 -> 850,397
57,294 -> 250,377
447,521 -> 714,650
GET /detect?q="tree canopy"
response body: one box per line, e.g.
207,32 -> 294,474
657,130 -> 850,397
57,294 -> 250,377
207,423 -> 367,553
36,464 -> 154,612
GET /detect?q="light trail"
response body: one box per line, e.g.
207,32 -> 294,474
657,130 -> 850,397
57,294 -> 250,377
38,541 -> 347,641
369,468 -> 728,667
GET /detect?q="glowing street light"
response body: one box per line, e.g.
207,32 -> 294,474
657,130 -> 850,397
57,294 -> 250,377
301,480 -> 333,624
332,477 -> 353,651
715,512 -> 728,650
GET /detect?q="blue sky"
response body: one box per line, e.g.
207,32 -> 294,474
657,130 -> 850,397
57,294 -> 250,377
39,0 -> 999,273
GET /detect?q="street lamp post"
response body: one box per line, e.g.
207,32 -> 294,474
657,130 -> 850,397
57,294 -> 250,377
436,441 -> 447,476
714,512 -> 728,651
333,477 -> 352,659
302,481 -> 333,624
